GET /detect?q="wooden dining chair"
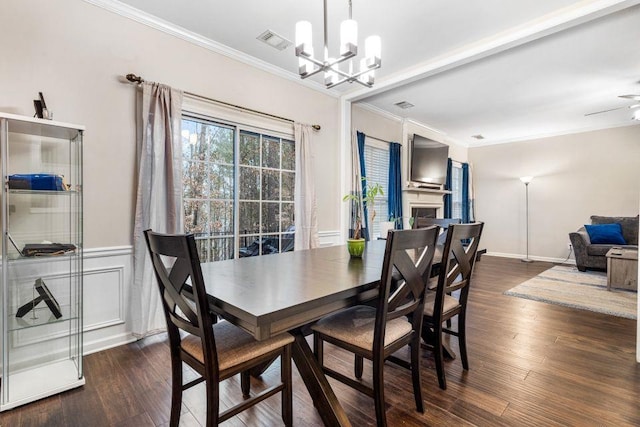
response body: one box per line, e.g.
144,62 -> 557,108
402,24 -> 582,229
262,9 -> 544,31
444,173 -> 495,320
421,222 -> 484,390
311,227 -> 439,426
143,230 -> 294,427
413,217 -> 462,244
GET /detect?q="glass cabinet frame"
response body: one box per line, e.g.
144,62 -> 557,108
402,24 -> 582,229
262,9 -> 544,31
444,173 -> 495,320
0,112 -> 84,411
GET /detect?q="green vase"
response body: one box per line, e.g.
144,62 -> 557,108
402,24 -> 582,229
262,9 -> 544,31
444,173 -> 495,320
347,238 -> 366,257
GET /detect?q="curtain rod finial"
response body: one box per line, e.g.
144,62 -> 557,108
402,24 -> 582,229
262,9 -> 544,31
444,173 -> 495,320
312,124 -> 321,131
126,73 -> 144,84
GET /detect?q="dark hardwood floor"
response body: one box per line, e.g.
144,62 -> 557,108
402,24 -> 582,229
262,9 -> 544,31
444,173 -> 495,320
2,256 -> 638,426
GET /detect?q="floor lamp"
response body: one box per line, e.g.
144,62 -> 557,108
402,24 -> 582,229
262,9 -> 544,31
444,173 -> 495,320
520,176 -> 534,263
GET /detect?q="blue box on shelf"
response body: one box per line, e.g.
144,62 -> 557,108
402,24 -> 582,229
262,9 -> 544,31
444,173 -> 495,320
8,174 -> 68,191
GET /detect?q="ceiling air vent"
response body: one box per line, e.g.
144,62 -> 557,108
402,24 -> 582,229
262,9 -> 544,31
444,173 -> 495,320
471,134 -> 485,140
257,30 -> 292,51
394,101 -> 414,109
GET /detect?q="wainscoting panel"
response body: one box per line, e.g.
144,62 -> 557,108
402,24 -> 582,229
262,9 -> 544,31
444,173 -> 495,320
82,246 -> 136,355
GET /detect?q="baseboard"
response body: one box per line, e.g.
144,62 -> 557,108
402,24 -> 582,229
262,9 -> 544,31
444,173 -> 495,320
485,251 -> 576,265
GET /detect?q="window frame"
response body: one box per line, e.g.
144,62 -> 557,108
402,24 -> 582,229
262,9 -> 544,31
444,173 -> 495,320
181,108 -> 295,261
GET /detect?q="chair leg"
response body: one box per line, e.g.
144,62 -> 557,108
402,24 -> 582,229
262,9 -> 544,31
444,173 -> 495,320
458,312 -> 469,371
281,345 -> 293,427
434,323 -> 447,390
410,340 -> 424,413
204,372 -> 220,427
241,371 -> 250,398
313,333 -> 324,366
169,356 -> 183,427
354,355 -> 364,379
373,358 -> 387,427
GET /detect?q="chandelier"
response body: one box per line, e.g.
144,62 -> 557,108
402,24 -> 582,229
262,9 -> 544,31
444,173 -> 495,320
295,0 -> 381,89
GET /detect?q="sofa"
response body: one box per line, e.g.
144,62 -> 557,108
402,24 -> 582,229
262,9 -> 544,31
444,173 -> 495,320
569,215 -> 639,271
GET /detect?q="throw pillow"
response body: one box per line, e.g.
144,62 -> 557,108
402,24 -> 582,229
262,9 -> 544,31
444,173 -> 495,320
584,223 -> 626,245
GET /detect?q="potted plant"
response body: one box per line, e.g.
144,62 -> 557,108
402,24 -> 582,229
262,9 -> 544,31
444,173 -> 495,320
343,179 -> 384,257
379,215 -> 397,239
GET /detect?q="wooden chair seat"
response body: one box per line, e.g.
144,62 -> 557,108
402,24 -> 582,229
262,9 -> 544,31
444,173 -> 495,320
423,293 -> 460,317
311,306 -> 413,353
181,321 -> 294,372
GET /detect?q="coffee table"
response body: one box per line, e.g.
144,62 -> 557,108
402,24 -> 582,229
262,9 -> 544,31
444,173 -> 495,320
605,247 -> 638,291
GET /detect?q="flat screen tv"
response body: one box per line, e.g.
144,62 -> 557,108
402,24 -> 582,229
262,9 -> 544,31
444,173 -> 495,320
409,134 -> 449,187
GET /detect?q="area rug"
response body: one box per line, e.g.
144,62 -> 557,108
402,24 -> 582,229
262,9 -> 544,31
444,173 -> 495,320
504,265 -> 637,319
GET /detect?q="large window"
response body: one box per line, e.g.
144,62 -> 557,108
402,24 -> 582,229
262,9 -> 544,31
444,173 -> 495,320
364,142 -> 389,238
181,116 -> 295,261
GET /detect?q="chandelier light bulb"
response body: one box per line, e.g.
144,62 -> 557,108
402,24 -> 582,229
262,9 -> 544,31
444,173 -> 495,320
340,19 -> 358,56
295,21 -> 313,55
365,35 -> 381,64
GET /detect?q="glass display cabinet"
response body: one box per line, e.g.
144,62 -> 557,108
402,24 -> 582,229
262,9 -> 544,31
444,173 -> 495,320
0,112 -> 84,411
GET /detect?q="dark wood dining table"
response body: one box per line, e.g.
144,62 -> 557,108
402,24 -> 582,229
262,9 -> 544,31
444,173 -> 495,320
199,240 -> 444,426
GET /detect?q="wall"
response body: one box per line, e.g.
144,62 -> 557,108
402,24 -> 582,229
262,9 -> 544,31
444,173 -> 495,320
0,0 -> 342,351
469,124 -> 640,261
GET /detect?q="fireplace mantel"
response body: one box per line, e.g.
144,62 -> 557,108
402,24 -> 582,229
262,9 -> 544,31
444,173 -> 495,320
403,187 -> 451,196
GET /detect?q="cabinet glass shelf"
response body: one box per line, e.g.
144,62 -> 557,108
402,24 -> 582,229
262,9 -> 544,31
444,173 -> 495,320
7,305 -> 77,331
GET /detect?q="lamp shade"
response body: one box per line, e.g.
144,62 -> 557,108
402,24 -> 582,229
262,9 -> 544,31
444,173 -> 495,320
295,21 -> 312,54
340,19 -> 357,56
365,35 -> 381,62
520,176 -> 533,184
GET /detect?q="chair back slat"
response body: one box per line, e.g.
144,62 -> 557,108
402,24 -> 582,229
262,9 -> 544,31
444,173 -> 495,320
374,227 -> 439,354
434,222 -> 484,319
144,230 -> 219,370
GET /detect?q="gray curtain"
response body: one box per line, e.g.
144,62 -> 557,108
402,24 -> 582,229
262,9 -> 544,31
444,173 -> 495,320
294,123 -> 319,250
132,82 -> 184,338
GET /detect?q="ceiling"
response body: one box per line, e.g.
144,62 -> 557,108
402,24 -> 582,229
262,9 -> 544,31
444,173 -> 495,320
105,0 -> 640,146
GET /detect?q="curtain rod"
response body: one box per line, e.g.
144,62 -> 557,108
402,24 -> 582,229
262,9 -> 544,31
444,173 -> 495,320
124,74 -> 321,131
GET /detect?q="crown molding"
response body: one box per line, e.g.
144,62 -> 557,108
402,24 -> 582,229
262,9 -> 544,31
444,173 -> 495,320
352,102 -> 403,123
466,121 -> 640,148
82,0 -> 340,97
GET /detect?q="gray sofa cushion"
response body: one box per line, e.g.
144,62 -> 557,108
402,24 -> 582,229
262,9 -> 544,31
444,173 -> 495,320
590,215 -> 639,245
587,244 -> 618,256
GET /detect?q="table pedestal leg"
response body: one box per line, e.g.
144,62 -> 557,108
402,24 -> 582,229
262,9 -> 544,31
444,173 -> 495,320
291,333 -> 352,427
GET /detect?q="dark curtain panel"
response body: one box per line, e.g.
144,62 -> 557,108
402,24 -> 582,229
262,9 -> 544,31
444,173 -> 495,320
388,142 -> 403,229
356,131 -> 370,240
443,158 -> 453,218
462,162 -> 470,223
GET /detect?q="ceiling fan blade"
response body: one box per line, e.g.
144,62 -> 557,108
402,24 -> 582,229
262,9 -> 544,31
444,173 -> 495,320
619,94 -> 640,101
584,106 -> 626,116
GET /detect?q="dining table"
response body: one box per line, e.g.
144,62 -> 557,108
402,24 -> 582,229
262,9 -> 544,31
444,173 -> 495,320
199,240 -> 446,426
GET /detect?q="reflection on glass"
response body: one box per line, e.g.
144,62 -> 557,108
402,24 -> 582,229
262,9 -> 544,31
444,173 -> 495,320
240,131 -> 260,166
262,170 -> 280,201
262,136 -> 280,169
239,202 -> 260,234
209,237 -> 234,261
262,203 -> 280,233
239,167 -> 260,200
209,164 -> 233,199
281,172 -> 294,201
185,200 -> 209,234
210,201 -> 233,235
281,203 -> 294,230
282,140 -> 295,171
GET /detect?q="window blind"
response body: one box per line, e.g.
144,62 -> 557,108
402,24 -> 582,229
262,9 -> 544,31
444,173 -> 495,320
364,143 -> 389,238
